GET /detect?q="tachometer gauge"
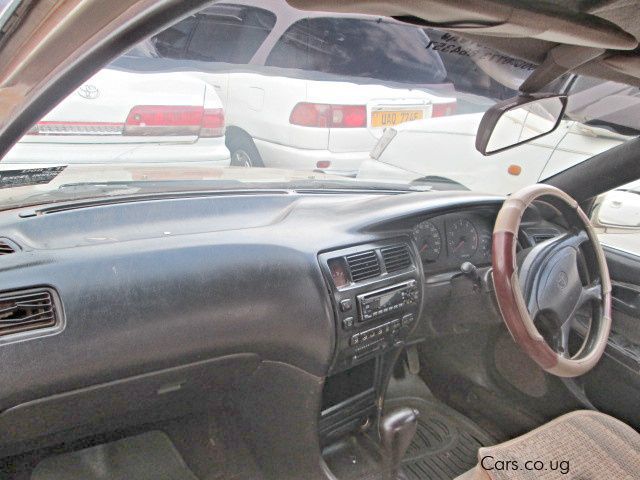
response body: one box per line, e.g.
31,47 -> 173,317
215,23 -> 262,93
446,218 -> 479,259
413,220 -> 442,262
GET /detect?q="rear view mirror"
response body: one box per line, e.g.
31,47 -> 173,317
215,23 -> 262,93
476,94 -> 567,155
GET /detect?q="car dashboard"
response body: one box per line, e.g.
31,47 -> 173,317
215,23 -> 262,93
0,188 -> 565,473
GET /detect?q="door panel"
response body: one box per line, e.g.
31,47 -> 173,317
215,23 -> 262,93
582,245 -> 640,428
611,282 -> 640,344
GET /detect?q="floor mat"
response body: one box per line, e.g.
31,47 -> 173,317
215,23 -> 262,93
386,397 -> 494,480
31,431 -> 198,480
324,396 -> 494,480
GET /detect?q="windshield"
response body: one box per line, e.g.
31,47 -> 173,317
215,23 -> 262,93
0,0 -> 638,210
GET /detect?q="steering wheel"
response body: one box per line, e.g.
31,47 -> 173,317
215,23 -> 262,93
492,184 -> 612,377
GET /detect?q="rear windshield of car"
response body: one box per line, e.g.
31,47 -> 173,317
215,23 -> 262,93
127,4 -> 277,64
265,18 -> 448,85
184,6 -> 277,64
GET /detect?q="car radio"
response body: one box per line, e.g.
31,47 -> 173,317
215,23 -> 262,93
357,281 -> 419,323
318,241 -> 423,442
318,241 -> 423,375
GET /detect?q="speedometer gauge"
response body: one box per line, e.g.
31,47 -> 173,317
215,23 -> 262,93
446,218 -> 479,259
478,235 -> 492,261
413,220 -> 442,262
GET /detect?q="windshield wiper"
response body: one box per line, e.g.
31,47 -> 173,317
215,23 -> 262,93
410,176 -> 469,191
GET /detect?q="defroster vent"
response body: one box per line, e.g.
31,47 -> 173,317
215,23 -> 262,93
0,238 -> 17,255
346,250 -> 381,283
381,244 -> 412,273
0,289 -> 58,337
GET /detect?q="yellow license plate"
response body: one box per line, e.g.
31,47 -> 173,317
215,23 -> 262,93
371,110 -> 424,127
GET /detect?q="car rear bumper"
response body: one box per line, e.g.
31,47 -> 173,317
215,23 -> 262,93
2,137 -> 230,165
253,138 -> 369,176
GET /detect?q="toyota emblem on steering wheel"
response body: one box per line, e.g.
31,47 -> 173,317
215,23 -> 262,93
557,271 -> 568,289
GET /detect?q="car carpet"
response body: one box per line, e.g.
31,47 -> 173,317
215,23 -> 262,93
31,398 -> 492,480
390,397 -> 494,480
30,430 -> 198,480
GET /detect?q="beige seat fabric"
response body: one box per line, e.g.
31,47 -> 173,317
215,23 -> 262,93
455,410 -> 640,480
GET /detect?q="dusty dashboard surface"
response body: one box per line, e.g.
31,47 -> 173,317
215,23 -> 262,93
0,189 -> 512,450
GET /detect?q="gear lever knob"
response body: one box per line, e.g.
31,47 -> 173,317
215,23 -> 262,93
380,407 -> 419,480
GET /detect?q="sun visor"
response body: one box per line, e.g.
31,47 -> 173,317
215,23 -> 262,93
286,0 -> 638,50
603,55 -> 640,78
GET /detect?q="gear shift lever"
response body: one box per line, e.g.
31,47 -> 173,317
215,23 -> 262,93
380,407 -> 419,480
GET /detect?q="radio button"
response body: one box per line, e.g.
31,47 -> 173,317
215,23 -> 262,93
350,334 -> 360,346
342,317 -> 354,329
402,313 -> 415,326
340,299 -> 353,312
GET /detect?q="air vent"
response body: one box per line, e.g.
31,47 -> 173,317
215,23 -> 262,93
346,250 -> 381,283
381,244 -> 412,273
0,238 -> 17,255
532,233 -> 558,244
0,290 -> 57,337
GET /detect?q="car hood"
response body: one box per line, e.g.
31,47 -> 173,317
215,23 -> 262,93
390,113 -> 483,136
390,111 -> 631,140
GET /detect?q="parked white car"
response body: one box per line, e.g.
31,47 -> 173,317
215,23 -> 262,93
596,181 -> 640,227
591,180 -> 640,256
2,68 -> 229,170
115,0 -> 457,176
357,112 -> 629,195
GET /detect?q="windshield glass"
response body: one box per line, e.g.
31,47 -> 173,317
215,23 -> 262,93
0,0 -> 17,25
0,0 -> 638,210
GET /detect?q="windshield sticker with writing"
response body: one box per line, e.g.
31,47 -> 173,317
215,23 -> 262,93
425,32 -> 537,71
0,166 -> 66,189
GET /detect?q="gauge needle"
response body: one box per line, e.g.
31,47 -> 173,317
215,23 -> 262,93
453,239 -> 465,252
419,244 -> 429,253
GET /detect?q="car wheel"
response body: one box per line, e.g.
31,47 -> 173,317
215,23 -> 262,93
229,136 -> 264,168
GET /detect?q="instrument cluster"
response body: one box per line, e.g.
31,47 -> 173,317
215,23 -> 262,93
412,212 -> 493,271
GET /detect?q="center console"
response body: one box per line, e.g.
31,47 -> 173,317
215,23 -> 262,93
317,239 -> 423,442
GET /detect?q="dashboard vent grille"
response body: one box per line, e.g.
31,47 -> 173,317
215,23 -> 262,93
346,250 -> 381,283
0,290 -> 57,337
532,233 -> 558,244
0,239 -> 17,255
381,245 -> 412,273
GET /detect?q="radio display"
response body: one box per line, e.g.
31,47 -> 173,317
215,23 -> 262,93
358,282 -> 415,322
368,290 -> 401,310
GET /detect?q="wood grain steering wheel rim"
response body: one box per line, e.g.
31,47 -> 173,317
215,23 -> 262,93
492,184 -> 612,377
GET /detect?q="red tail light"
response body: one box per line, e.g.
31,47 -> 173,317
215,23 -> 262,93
200,108 -> 225,138
124,105 -> 225,137
290,103 -> 366,128
431,101 -> 456,117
